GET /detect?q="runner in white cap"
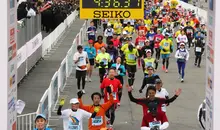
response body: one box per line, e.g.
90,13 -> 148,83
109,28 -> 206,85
175,42 -> 189,82
57,98 -> 97,130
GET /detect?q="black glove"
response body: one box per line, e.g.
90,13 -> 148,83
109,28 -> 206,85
162,48 -> 167,52
100,62 -> 106,68
170,48 -> 173,53
95,63 -> 99,68
106,86 -> 112,94
139,89 -> 143,93
77,91 -> 83,98
118,68 -> 122,71
91,112 -> 97,118
150,126 -> 160,130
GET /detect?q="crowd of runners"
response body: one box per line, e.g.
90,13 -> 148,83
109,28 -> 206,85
34,0 -> 207,130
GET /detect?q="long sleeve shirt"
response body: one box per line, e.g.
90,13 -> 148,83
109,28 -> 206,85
175,49 -> 189,62
176,34 -> 188,43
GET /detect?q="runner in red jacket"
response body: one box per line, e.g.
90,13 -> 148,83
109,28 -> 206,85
135,31 -> 147,68
154,29 -> 164,60
100,68 -> 122,130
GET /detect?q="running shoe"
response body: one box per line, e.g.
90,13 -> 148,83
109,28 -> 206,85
117,102 -> 121,106
85,76 -> 88,82
181,79 -> 184,83
109,125 -> 113,130
82,90 -> 86,94
178,74 -> 181,79
162,65 -> 165,71
89,78 -> 92,82
107,119 -> 110,125
165,69 -> 168,73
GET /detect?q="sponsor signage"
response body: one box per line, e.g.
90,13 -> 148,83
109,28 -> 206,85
80,0 -> 144,19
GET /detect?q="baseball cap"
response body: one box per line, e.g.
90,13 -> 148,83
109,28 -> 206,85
145,39 -> 149,42
88,40 -> 94,44
180,42 -> 185,46
35,114 -> 46,122
70,98 -> 79,104
155,79 -> 162,84
123,31 -> 128,35
165,33 -> 169,36
146,49 -> 151,53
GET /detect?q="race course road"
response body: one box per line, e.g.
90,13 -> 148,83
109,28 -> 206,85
51,28 -> 206,130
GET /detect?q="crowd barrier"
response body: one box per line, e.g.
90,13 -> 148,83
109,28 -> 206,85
17,10 -> 78,84
17,19 -> 89,129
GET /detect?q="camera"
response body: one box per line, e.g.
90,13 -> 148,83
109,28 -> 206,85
150,126 -> 160,130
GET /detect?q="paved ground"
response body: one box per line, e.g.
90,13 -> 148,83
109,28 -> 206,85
48,27 -> 206,130
17,19 -> 85,114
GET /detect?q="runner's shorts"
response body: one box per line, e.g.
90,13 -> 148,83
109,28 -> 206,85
89,58 -> 95,66
75,70 -> 87,79
126,64 -> 137,73
161,54 -> 170,59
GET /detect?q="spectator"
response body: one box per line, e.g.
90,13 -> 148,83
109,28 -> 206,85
27,2 -> 36,17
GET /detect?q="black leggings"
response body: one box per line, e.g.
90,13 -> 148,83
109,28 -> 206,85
103,23 -> 107,32
115,76 -> 123,101
162,58 -> 169,69
99,68 -> 107,83
106,104 -> 116,125
195,53 -> 202,66
155,48 -> 160,60
188,38 -> 193,48
127,65 -> 136,86
76,70 -> 86,90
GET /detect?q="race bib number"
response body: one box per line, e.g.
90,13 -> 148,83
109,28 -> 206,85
107,92 -> 117,100
92,116 -> 103,126
145,62 -> 153,67
149,121 -> 161,128
110,55 -> 114,60
90,31 -> 95,35
196,47 -> 202,52
139,41 -> 145,47
68,116 -> 80,130
180,38 -> 186,42
68,125 -> 80,130
101,58 -> 108,65
187,29 -> 192,34
149,36 -> 154,41
164,42 -> 169,47
79,57 -> 84,62
128,54 -> 135,60
116,70 -> 120,75
161,104 -> 166,112
156,37 -> 161,42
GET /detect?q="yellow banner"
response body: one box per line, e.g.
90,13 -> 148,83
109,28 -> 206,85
80,9 -> 144,19
79,0 -> 144,19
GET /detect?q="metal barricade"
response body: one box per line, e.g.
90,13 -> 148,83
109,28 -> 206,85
17,14 -> 42,83
17,112 -> 36,130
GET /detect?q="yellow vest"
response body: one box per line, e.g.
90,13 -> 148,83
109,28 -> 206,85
124,49 -> 139,65
144,58 -> 155,74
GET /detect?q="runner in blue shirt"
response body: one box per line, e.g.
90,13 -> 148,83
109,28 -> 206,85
84,40 -> 96,82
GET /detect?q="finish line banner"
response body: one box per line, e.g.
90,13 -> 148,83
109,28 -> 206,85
80,0 -> 144,19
